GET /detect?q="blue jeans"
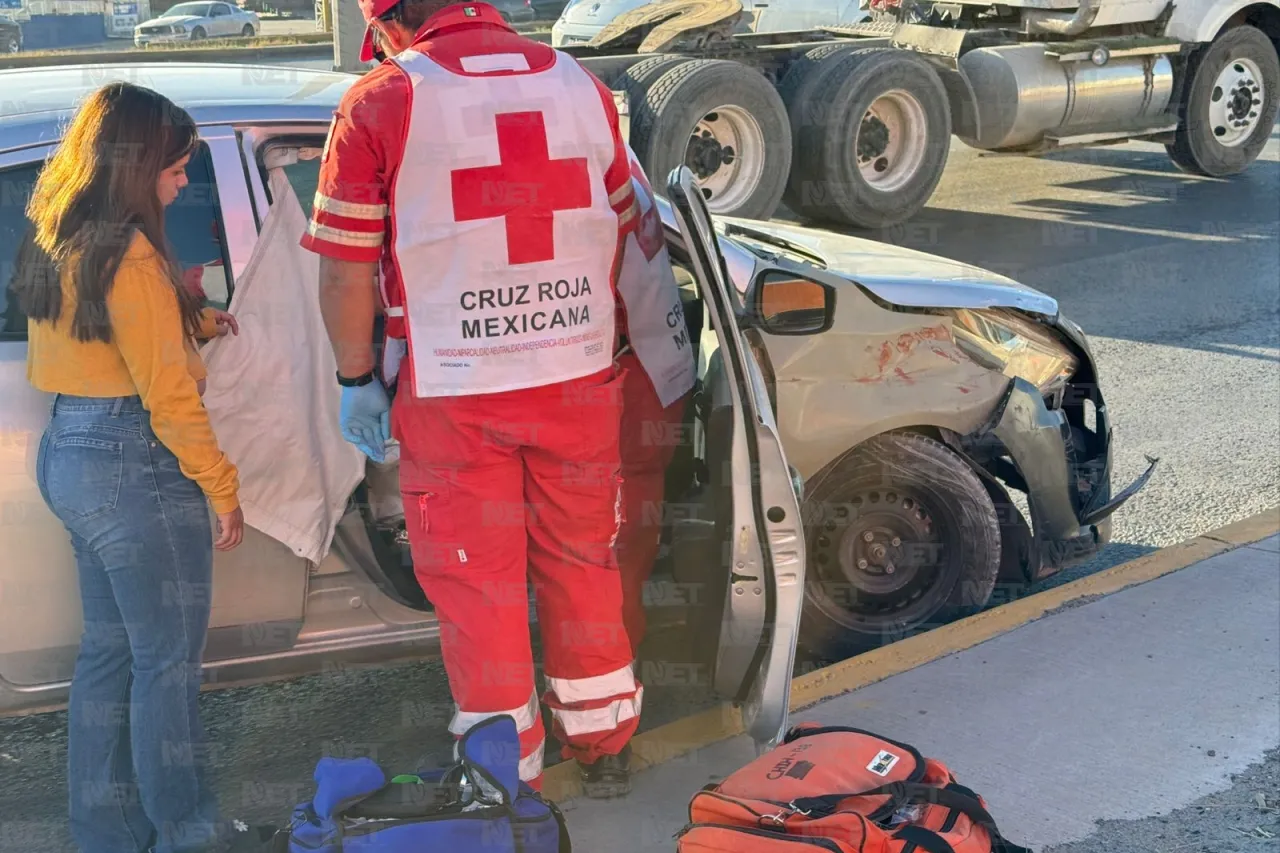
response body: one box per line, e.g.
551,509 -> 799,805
36,394 -> 227,853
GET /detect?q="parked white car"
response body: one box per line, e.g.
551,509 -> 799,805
134,1 -> 259,45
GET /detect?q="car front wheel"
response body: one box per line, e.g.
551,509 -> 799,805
800,431 -> 1001,661
3,33 -> 19,53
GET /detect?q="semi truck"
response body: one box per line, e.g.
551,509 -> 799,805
546,0 -> 1279,227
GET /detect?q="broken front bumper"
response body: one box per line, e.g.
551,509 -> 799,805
968,370 -> 1157,583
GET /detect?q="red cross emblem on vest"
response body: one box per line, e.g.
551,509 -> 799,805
451,111 -> 593,266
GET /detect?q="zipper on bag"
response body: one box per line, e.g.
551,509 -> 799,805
676,822 -> 847,851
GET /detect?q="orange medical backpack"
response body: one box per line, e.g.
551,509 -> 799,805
676,724 -> 1032,853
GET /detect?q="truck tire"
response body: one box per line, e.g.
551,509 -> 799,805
776,43 -> 865,216
777,43 -> 862,112
783,47 -> 950,230
613,55 -> 694,149
612,54 -> 692,94
630,58 -> 792,220
799,431 -> 1001,661
1166,24 -> 1280,177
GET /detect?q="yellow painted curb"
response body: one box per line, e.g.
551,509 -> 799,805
1200,505 -> 1280,547
542,505 -> 1280,803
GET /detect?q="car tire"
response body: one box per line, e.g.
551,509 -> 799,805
2,33 -> 19,54
191,26 -> 207,39
783,47 -> 951,230
242,24 -> 255,36
629,58 -> 791,220
799,431 -> 1001,661
1166,24 -> 1280,177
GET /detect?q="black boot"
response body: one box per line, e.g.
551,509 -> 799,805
577,743 -> 632,799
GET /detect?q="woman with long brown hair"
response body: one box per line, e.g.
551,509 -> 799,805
14,82 -> 270,852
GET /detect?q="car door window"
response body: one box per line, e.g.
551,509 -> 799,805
0,162 -> 40,341
168,141 -> 235,309
281,159 -> 320,222
0,143 -> 234,342
251,141 -> 325,222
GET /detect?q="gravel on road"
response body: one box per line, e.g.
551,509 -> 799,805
1044,747 -> 1280,853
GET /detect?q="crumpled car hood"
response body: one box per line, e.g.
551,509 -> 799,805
718,215 -> 1060,318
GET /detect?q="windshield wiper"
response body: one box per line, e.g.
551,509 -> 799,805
721,221 -> 828,269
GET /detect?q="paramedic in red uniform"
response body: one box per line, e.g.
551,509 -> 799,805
303,0 -> 644,798
613,147 -> 697,656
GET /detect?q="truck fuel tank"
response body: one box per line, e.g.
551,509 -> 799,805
956,43 -> 1174,150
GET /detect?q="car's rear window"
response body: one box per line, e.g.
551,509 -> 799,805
165,3 -> 214,16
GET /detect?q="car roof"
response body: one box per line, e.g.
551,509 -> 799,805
0,63 -> 354,154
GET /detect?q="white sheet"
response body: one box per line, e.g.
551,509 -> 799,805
200,169 -> 366,565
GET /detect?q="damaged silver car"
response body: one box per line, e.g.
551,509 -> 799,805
695,215 -> 1158,657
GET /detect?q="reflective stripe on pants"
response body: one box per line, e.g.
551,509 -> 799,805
395,365 -> 643,771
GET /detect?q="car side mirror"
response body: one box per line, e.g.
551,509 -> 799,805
750,270 -> 835,335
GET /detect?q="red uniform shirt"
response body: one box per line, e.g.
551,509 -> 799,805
300,2 -> 637,318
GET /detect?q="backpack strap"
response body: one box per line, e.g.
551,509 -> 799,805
791,782 -> 1031,853
541,794 -> 573,853
893,826 -> 956,853
791,782 -> 993,824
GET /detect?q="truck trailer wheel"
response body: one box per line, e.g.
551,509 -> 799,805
777,43 -> 863,128
783,48 -> 950,230
629,58 -> 791,220
612,54 -> 692,95
1167,25 -> 1280,177
799,431 -> 1000,661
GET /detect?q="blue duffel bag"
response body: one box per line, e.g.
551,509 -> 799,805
276,715 -> 569,852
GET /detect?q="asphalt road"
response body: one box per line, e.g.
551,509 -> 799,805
1043,747 -> 1280,853
0,124 -> 1276,850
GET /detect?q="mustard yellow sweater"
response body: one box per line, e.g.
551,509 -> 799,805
26,232 -> 240,514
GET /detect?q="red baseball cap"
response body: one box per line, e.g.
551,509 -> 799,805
358,0 -> 400,63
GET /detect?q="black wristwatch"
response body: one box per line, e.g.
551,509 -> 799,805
337,370 -> 376,388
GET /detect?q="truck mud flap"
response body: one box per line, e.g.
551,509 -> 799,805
921,58 -> 981,141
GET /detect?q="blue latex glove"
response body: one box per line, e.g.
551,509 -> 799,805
339,381 -> 391,463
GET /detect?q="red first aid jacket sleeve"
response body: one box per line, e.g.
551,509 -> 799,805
300,65 -> 409,263
589,69 -> 638,234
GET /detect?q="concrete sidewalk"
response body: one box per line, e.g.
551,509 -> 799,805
558,533 -> 1280,852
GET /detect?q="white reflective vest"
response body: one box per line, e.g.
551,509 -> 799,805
615,148 -> 697,409
387,49 -> 626,398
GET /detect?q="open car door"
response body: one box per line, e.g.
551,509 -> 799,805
666,166 -> 807,748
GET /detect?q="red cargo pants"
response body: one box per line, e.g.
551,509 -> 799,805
392,364 -> 642,788
614,351 -> 693,656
